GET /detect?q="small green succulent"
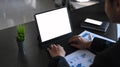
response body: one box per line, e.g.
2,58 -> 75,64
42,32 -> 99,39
16,24 -> 25,42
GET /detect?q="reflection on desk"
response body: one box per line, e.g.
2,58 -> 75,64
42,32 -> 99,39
70,1 -> 99,9
117,24 -> 120,39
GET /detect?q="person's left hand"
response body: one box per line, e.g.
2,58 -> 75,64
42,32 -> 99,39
47,44 -> 66,58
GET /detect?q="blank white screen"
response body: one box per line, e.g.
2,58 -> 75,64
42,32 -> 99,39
35,8 -> 72,42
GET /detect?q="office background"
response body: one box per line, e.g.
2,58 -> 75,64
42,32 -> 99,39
0,0 -> 118,67
0,0 -> 105,30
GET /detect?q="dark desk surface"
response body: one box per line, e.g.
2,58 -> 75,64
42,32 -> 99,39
0,1 -> 117,67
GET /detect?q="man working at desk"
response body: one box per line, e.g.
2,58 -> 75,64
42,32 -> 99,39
47,0 -> 120,67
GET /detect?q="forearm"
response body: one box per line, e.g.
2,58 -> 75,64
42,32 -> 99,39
90,37 -> 114,53
48,56 -> 70,67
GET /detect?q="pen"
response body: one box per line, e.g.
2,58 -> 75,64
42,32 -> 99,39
88,33 -> 92,41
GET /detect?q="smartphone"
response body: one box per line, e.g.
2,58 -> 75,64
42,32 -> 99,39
84,18 -> 103,26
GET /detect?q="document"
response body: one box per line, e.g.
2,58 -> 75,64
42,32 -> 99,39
79,30 -> 116,43
65,50 -> 95,67
65,30 -> 116,67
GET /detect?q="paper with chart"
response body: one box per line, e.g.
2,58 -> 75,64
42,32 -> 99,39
65,30 -> 116,67
65,50 -> 95,67
79,30 -> 116,43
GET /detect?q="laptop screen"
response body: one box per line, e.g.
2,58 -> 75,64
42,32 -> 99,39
35,8 -> 72,42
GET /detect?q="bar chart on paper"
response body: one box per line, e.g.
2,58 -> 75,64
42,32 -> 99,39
65,50 -> 95,67
79,30 -> 116,43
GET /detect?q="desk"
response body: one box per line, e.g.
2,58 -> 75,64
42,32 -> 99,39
0,2 -> 117,67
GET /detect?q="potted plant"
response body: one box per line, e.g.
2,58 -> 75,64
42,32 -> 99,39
16,24 -> 25,55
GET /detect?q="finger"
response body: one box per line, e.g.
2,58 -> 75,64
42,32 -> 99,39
52,44 -> 59,51
57,44 -> 61,46
57,45 -> 63,48
47,48 -> 51,53
78,36 -> 86,42
56,45 -> 61,50
58,45 -> 65,51
68,37 -> 76,42
68,36 -> 79,43
50,44 -> 54,49
70,44 -> 80,48
53,44 -> 57,48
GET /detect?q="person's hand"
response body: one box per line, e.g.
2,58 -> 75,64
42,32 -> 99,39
47,44 -> 66,58
68,36 -> 91,49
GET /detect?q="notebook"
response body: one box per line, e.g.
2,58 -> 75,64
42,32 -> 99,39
81,19 -> 110,32
34,7 -> 73,48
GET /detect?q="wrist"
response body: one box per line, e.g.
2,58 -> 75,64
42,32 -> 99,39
86,41 -> 92,48
52,55 -> 65,58
52,54 -> 65,58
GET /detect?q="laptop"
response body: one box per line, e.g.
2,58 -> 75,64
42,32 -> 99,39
35,7 -> 73,48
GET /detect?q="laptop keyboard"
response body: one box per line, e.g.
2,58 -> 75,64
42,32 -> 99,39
51,36 -> 69,46
41,33 -> 73,49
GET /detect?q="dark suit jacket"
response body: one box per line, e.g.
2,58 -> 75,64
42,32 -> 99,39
48,38 -> 120,67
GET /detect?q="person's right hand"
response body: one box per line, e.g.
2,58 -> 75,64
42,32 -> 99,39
68,36 -> 91,49
47,44 -> 66,58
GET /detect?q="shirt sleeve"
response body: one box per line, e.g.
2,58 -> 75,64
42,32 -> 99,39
48,56 -> 70,67
90,37 -> 114,53
90,40 -> 120,67
90,53 -> 113,67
